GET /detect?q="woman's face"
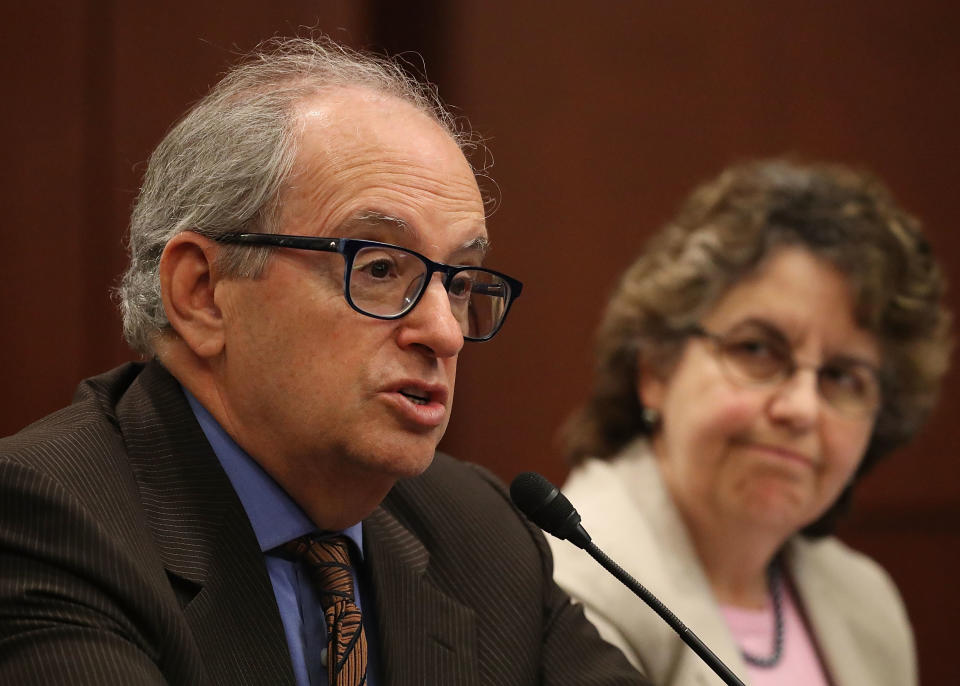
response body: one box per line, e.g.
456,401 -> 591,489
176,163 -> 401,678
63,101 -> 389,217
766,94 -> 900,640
641,246 -> 880,539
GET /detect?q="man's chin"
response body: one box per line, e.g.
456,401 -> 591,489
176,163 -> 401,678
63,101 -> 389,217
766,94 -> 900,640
354,437 -> 439,481
385,447 -> 438,480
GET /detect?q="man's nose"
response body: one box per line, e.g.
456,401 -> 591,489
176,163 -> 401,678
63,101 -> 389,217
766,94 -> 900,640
395,274 -> 465,358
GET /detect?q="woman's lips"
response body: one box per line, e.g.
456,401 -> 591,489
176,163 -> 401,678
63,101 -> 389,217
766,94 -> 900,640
744,442 -> 817,467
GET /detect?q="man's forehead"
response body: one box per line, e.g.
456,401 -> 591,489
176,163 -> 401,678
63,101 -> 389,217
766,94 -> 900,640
289,87 -> 475,186
295,86 -> 440,141
280,86 -> 484,233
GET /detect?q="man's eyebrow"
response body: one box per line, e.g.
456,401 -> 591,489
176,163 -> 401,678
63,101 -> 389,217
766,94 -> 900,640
459,235 -> 491,255
335,210 -> 491,256
336,211 -> 410,234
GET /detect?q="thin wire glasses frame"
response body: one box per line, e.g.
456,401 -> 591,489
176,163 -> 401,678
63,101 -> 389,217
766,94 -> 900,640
212,232 -> 524,342
687,324 -> 883,418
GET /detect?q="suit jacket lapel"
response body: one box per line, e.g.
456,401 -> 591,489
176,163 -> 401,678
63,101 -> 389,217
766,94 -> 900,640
117,361 -> 296,686
364,504 -> 478,686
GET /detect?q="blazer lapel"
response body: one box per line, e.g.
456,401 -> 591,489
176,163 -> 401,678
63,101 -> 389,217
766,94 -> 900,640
363,505 -> 478,686
788,545 -> 875,686
633,473 -> 747,686
117,361 -> 296,686
599,445 -> 748,685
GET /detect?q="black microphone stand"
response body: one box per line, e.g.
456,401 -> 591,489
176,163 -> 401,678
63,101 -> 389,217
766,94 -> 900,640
584,541 -> 746,686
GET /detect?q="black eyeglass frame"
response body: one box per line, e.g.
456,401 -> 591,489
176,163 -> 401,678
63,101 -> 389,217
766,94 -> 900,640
213,232 -> 524,342
686,324 -> 883,418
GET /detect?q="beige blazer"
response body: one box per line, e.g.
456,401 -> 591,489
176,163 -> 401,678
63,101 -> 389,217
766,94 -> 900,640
549,440 -> 917,686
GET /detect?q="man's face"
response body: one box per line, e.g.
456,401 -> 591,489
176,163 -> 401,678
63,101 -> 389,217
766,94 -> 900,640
213,88 -> 487,493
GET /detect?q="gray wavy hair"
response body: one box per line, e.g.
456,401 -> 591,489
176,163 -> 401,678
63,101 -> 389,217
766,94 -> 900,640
118,36 -> 477,354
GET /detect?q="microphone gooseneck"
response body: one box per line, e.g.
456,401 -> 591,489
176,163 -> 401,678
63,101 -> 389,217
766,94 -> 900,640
510,471 -> 746,686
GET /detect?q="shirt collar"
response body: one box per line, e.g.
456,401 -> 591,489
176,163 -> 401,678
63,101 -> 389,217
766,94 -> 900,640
184,388 -> 364,557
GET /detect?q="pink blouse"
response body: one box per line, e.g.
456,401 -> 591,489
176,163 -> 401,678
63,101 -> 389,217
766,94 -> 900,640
720,581 -> 831,686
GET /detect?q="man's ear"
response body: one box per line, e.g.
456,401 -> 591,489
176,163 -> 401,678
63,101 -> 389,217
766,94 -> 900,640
159,232 -> 226,359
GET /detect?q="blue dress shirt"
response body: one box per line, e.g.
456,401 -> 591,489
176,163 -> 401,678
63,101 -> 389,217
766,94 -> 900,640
185,390 -> 378,686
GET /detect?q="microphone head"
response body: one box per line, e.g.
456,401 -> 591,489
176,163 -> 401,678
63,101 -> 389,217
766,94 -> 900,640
510,471 -> 591,549
509,471 -> 558,516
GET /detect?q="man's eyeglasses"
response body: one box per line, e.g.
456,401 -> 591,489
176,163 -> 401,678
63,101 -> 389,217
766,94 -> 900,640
688,323 -> 882,418
213,232 -> 523,342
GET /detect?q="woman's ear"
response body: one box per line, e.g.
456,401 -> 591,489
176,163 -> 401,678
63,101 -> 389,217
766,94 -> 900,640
637,348 -> 665,412
158,232 -> 226,359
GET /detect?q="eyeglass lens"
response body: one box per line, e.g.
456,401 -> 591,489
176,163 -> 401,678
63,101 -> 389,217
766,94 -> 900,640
710,324 -> 881,416
349,245 -> 511,339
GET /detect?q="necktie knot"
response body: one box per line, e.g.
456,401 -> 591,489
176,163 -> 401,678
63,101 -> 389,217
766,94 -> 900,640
284,536 -> 357,610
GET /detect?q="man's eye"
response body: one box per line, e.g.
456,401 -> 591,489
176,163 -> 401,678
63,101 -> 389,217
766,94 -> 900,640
358,257 -> 396,279
449,275 -> 474,298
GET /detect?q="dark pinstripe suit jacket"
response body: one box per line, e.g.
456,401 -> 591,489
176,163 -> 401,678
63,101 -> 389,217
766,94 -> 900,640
1,361 -> 647,685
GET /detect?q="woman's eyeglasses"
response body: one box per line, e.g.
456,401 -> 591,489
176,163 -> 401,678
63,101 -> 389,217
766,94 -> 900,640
689,323 -> 882,418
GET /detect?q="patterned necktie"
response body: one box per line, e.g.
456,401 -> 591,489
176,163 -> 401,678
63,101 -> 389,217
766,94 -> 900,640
284,536 -> 368,686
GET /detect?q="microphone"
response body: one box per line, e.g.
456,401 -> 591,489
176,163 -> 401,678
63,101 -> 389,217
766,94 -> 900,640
510,471 -> 745,686
508,471 -> 592,549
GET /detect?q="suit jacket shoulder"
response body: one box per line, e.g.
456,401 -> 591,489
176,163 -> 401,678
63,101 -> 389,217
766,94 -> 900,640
1,361 -> 294,685
366,454 -> 648,685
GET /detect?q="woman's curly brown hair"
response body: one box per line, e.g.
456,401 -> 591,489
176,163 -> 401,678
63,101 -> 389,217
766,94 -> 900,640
563,159 -> 953,537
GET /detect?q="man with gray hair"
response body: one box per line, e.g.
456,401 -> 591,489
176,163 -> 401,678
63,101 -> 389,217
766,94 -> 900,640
0,38 -> 647,685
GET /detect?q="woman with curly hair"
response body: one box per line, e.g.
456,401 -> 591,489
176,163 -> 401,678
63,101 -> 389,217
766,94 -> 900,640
552,159 -> 952,686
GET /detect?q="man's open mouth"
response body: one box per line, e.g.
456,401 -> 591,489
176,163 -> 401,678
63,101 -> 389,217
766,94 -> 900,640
400,388 -> 430,405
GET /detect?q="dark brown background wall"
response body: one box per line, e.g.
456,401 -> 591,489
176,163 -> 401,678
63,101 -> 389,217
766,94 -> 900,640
3,1 -> 958,681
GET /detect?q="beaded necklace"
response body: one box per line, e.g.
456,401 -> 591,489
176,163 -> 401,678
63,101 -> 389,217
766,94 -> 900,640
741,563 -> 784,668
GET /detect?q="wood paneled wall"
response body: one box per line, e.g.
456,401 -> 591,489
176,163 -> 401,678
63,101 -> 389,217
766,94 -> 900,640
2,1 -> 957,681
